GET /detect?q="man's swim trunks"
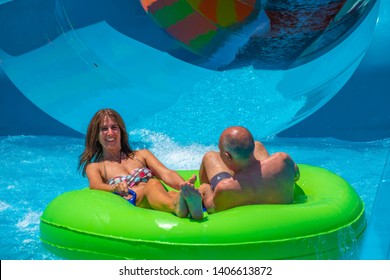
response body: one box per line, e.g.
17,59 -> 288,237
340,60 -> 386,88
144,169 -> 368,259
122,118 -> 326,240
210,172 -> 232,190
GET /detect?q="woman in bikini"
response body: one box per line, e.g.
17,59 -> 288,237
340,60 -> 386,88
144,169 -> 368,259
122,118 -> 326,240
78,108 -> 203,220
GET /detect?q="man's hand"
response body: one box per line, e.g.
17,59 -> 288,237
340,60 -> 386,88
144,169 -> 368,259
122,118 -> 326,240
199,184 -> 215,214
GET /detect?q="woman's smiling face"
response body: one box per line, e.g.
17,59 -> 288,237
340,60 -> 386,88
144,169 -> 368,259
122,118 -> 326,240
99,115 -> 121,151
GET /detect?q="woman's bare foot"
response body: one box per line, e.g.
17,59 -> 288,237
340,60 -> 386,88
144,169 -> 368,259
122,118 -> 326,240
179,174 -> 197,188
187,174 -> 197,185
174,192 -> 189,218
181,185 -> 204,220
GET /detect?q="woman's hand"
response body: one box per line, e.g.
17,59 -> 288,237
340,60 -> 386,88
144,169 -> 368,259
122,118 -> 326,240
110,181 -> 129,196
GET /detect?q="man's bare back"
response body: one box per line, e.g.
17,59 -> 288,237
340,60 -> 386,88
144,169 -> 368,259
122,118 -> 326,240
199,127 -> 299,213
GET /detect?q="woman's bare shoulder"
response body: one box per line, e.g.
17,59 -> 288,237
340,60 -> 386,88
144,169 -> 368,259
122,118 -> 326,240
134,149 -> 154,158
86,161 -> 102,173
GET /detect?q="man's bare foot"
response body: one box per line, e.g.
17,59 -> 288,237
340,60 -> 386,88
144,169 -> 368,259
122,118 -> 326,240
181,185 -> 203,220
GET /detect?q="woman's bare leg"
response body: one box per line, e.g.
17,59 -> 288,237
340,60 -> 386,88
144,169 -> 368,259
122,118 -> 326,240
137,179 -> 189,218
181,185 -> 204,220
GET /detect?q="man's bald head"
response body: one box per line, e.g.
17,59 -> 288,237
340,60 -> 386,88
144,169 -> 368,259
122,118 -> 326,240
219,126 -> 255,160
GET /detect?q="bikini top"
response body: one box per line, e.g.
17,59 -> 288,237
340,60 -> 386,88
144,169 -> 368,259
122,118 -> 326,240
107,167 -> 153,188
104,155 -> 153,188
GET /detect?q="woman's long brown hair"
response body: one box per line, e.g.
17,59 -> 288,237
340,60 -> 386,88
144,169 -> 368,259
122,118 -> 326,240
78,108 -> 133,176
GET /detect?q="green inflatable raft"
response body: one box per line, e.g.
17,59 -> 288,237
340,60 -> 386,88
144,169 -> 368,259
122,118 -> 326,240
40,164 -> 366,259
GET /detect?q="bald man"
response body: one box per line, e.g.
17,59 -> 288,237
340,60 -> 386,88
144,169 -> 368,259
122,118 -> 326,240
199,126 -> 300,213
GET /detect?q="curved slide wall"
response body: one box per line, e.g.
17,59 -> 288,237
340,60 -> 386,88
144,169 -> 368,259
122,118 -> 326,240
280,0 -> 390,141
0,0 -> 388,141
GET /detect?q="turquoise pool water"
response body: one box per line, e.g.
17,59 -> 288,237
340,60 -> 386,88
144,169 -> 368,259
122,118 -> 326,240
0,134 -> 389,259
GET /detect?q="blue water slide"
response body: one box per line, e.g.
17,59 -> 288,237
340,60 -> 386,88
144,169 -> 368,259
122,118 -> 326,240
281,0 -> 390,141
0,0 -> 209,136
0,0 -> 388,141
359,148 -> 390,259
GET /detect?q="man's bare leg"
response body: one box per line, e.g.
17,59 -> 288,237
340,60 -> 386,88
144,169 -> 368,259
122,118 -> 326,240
254,141 -> 270,161
199,151 -> 232,184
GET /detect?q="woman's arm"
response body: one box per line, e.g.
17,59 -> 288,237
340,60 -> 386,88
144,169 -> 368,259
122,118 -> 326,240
139,150 -> 195,190
85,163 -> 128,196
